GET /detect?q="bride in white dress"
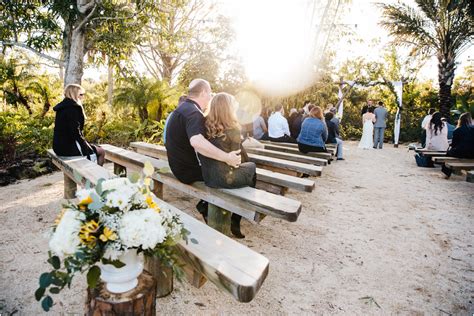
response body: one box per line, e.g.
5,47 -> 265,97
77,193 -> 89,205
358,109 -> 376,149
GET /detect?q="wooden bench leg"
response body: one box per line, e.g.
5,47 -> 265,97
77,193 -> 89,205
152,180 -> 164,199
64,174 -> 77,199
144,256 -> 173,297
208,204 -> 231,236
86,270 -> 156,315
113,163 -> 126,176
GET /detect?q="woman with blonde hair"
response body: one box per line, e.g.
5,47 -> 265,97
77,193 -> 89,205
199,92 -> 256,238
52,84 -> 105,165
296,105 -> 328,154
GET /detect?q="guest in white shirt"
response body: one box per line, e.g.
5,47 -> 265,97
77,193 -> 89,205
268,104 -> 296,143
420,108 -> 435,147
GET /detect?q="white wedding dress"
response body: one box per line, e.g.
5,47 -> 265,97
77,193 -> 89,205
358,115 -> 374,149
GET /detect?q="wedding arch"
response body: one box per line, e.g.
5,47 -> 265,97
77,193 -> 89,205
334,80 -> 403,147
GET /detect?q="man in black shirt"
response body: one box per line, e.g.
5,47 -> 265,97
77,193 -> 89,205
166,79 -> 241,183
165,78 -> 241,219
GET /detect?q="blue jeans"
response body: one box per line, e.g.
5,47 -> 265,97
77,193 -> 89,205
335,138 -> 343,158
374,127 -> 385,148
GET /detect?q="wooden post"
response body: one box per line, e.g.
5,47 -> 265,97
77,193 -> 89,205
86,271 -> 156,315
152,180 -> 164,199
144,256 -> 173,297
64,174 -> 76,199
113,163 -> 126,177
207,204 -> 231,236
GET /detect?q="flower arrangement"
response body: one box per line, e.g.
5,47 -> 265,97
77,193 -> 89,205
35,162 -> 188,312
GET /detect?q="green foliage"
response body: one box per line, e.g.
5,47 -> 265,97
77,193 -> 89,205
0,110 -> 54,164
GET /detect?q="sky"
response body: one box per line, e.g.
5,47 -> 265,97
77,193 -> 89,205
215,0 -> 473,95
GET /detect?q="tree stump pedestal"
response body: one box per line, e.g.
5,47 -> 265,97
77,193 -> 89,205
86,271 -> 156,315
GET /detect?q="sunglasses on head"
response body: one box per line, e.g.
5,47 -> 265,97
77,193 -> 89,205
79,93 -> 85,96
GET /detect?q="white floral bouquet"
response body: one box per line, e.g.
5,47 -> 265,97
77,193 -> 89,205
35,162 -> 187,312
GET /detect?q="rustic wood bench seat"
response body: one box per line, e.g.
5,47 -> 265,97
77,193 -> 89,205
101,144 -> 302,223
260,140 -> 336,151
130,142 -> 315,193
418,151 -> 447,157
246,153 -> 322,177
262,143 -> 333,160
433,157 -> 474,164
47,149 -> 269,303
445,162 -> 474,172
245,147 -> 328,166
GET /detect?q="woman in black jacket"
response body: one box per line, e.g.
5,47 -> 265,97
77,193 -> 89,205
52,84 -> 105,165
441,112 -> 474,177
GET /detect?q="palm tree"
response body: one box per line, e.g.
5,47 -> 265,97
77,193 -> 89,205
114,77 -> 172,122
380,0 -> 474,120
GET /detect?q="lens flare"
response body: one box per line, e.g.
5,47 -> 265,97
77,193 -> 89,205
235,90 -> 262,125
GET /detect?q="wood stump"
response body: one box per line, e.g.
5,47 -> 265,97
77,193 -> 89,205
208,204 -> 231,236
144,256 -> 173,297
86,271 -> 156,316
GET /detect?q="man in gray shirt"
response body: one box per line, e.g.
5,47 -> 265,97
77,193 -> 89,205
373,101 -> 388,149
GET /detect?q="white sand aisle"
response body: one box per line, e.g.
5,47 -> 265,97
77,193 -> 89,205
0,141 -> 472,315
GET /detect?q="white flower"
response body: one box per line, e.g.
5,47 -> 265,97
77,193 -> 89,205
104,243 -> 124,260
102,178 -> 133,192
49,210 -> 85,257
103,178 -> 140,211
76,188 -> 95,203
119,209 -> 166,249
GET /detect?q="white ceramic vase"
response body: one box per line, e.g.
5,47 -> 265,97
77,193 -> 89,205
100,249 -> 144,293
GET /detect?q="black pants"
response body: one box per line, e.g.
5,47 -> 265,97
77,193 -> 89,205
269,135 -> 297,143
298,143 -> 327,154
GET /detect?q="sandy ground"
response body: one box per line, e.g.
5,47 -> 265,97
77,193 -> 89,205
0,141 -> 473,315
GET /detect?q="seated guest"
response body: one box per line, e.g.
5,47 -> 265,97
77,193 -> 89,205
253,113 -> 268,140
290,108 -> 304,139
441,117 -> 455,141
268,104 -> 296,143
297,106 -> 328,153
53,84 -> 105,165
424,112 -> 449,151
442,113 -> 474,177
199,92 -> 257,238
324,112 -> 344,160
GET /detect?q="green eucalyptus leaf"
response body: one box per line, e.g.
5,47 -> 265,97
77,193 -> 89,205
87,266 -> 101,289
85,179 -> 91,190
102,258 -> 126,268
88,192 -> 104,211
190,238 -> 198,244
35,287 -> 45,301
39,272 -> 52,288
49,287 -> 61,294
47,256 -> 60,269
41,296 -> 53,312
128,172 -> 140,183
96,178 -> 105,195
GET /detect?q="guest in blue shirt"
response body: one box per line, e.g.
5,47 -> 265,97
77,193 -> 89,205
297,105 -> 328,153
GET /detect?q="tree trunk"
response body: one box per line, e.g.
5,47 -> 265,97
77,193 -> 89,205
108,59 -> 114,106
64,28 -> 85,86
437,53 -> 455,122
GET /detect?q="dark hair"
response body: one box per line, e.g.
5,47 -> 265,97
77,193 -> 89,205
378,101 -> 384,106
361,105 -> 368,115
458,112 -> 472,128
324,112 -> 334,121
303,100 -> 311,106
428,108 -> 435,115
368,106 -> 375,113
429,112 -> 444,135
307,104 -> 314,112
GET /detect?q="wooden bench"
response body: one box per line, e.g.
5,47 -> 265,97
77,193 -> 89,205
417,151 -> 447,157
101,144 -> 302,224
130,142 -> 315,193
260,140 -> 336,152
47,149 -> 269,303
262,143 -> 333,160
246,153 -> 322,177
445,162 -> 474,175
433,157 -> 474,164
467,171 -> 474,183
245,147 -> 328,166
